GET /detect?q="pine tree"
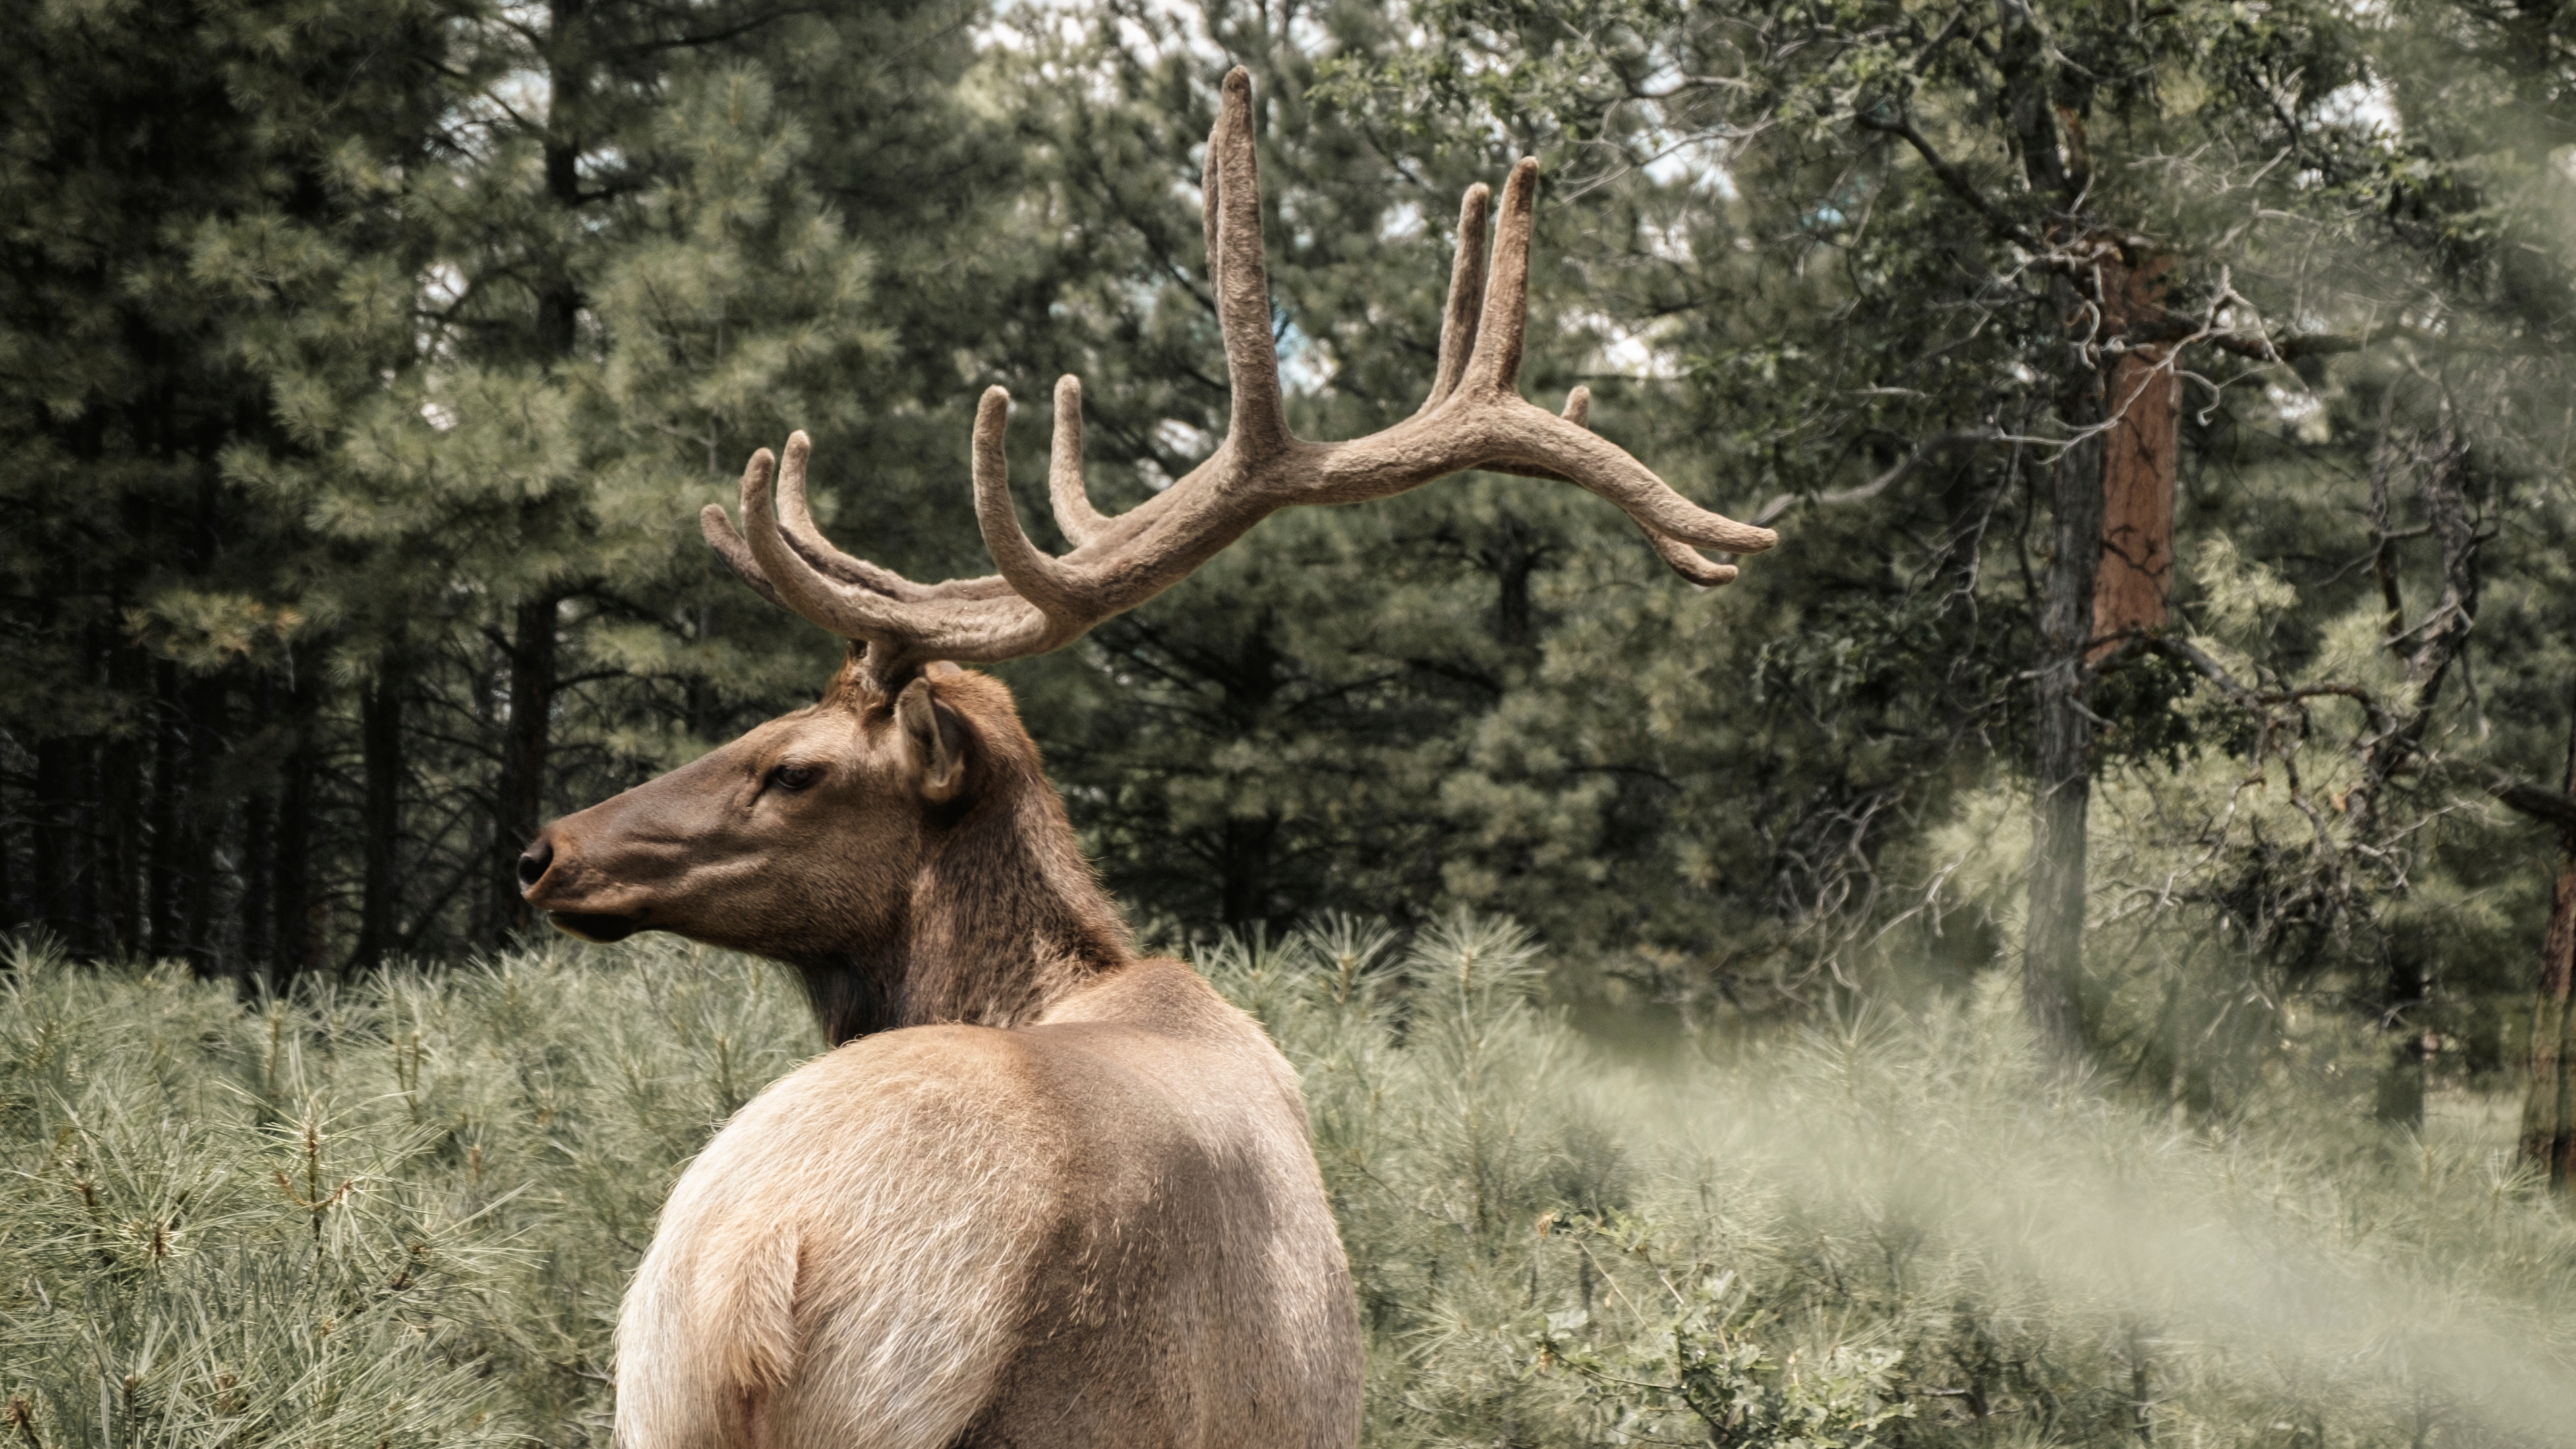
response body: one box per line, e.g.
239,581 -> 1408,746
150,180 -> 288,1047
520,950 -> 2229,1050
0,0 -> 1022,975
0,0 -> 461,977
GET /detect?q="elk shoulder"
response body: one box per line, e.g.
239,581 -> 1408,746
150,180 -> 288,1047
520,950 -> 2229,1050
613,957 -> 1355,1449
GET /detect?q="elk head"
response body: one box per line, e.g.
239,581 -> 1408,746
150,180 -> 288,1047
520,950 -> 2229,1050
517,69 -> 1777,1044
517,650 -> 1121,1042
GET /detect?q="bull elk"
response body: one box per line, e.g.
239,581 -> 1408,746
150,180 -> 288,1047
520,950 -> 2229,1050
517,69 -> 1774,1449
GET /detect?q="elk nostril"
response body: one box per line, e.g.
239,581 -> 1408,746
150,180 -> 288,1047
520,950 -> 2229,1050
516,839 -> 554,894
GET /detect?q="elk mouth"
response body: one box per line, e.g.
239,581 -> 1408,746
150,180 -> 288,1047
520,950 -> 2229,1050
547,911 -> 647,944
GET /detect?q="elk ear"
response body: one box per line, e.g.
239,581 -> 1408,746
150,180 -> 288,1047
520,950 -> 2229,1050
894,672 -> 970,803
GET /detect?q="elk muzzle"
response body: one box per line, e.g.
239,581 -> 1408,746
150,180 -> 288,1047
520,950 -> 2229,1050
514,753 -> 745,943
517,820 -> 652,942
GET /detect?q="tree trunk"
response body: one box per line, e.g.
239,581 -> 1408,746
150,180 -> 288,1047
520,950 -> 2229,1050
78,735 -> 109,957
240,782 -> 275,974
1484,516 -> 1545,655
2344,424 -> 2476,841
103,724 -> 140,954
1995,0 -> 2103,1058
2091,258 -> 2179,652
0,752 -> 15,938
1219,813 -> 1279,930
237,675 -> 279,975
178,673 -> 225,973
272,664 -> 324,986
2025,339 -> 2108,1058
2521,849 -> 2576,1182
103,627 -> 143,957
475,0 -> 587,944
148,661 -> 184,960
2345,424 -> 2478,1122
32,735 -> 82,951
2027,250 -> 2182,1055
2520,701 -> 2576,1184
1214,617 -> 1287,932
540,0 -> 587,353
488,594 -> 562,943
352,656 -> 407,971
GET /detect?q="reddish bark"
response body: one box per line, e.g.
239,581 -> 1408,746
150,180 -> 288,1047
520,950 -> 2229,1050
2090,256 -> 2179,658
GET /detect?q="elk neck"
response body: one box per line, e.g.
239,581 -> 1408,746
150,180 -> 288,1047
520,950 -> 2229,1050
794,744 -> 1131,1048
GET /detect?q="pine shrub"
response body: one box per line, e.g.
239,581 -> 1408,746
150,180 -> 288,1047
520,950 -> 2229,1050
4,927 -> 2573,1447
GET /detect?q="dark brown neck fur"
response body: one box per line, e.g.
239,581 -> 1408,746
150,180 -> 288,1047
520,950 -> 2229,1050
798,701 -> 1131,1048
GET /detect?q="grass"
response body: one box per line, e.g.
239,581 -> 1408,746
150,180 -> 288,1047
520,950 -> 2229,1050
3,923 -> 2573,1447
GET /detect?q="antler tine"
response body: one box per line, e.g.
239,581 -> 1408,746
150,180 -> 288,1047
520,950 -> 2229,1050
1427,157 -> 1776,573
1465,159 -> 1540,393
772,459 -> 918,600
1519,412 -> 1777,556
1646,531 -> 1740,586
1416,183 -> 1490,417
1565,382 -> 1738,582
1201,109 -> 1225,304
740,437 -> 899,640
707,460 -> 1022,608
769,431 -> 1006,605
693,428 -> 947,606
701,499 -> 788,609
970,388 -> 1090,625
1567,385 -> 1738,582
1477,386 -> 1743,585
1210,68 -> 1287,452
1048,375 -> 1109,550
731,432 -> 1055,681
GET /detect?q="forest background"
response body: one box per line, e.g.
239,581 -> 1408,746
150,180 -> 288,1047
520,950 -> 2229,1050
15,0 -> 2576,1154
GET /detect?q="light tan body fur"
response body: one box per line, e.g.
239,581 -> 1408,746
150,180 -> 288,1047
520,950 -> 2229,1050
616,959 -> 1355,1449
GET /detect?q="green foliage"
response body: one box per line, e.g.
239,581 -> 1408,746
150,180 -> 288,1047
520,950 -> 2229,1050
9,927 -> 2576,1446
1546,1272 -> 1912,1449
1226,918 -> 2576,1444
0,937 -> 813,1449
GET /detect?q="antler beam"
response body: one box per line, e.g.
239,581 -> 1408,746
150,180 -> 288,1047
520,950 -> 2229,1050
705,67 -> 1777,688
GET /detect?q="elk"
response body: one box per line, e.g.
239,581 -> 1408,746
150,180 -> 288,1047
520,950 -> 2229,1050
517,69 -> 1775,1449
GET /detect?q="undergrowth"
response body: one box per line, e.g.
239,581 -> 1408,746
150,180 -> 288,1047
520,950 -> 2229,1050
1,924 -> 2571,1447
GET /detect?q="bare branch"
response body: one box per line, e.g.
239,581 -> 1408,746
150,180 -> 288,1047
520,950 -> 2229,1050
1751,430 -> 1997,527
2489,774 -> 2576,837
1854,108 -> 2048,254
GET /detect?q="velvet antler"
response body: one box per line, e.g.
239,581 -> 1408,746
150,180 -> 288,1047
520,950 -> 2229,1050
704,67 -> 1776,688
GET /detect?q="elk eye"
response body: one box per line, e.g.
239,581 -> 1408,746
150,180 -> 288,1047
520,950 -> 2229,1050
769,764 -> 819,792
